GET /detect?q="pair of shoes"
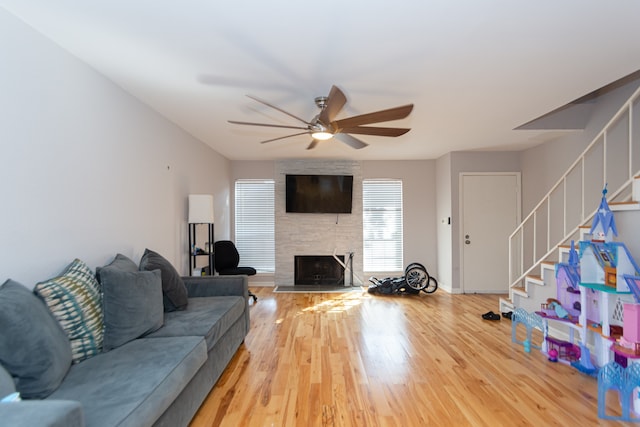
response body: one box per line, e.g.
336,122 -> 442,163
502,311 -> 513,320
482,311 -> 500,321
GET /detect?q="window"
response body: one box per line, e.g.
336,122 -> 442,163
234,180 -> 275,273
363,179 -> 403,272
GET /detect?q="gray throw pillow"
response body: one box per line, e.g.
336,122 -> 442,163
96,253 -> 138,282
0,280 -> 72,399
101,268 -> 164,351
139,249 -> 188,312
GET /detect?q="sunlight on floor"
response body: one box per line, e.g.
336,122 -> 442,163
300,289 -> 370,314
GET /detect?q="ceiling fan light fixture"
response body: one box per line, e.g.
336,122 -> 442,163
229,85 -> 413,150
311,131 -> 333,140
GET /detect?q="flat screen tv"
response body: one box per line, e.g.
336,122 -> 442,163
286,174 -> 353,214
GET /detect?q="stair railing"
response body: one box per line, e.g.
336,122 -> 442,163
509,85 -> 640,297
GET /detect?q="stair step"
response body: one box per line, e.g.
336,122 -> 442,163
512,285 -> 528,298
526,274 -> 543,283
577,225 -> 592,240
499,297 -> 514,313
610,201 -> 640,211
558,245 -> 571,254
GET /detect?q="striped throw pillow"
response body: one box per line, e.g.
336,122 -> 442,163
34,259 -> 104,363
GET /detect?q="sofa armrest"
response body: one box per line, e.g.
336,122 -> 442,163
0,400 -> 84,427
182,275 -> 248,299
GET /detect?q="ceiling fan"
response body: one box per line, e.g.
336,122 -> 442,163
228,85 -> 413,150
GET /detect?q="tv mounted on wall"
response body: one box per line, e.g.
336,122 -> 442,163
285,174 -> 353,214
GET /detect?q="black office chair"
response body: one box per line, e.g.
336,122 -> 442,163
214,240 -> 258,302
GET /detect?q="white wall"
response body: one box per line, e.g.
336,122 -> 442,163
435,153 -> 453,291
448,151 -> 521,292
229,159 -> 438,285
520,77 -> 640,215
0,10 -> 230,287
362,160 -> 437,278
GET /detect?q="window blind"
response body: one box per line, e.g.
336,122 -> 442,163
234,180 -> 275,272
363,179 -> 403,272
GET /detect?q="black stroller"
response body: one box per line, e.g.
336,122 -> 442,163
368,262 -> 438,295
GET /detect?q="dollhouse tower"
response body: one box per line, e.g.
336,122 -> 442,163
589,185 -> 618,243
568,240 -> 579,266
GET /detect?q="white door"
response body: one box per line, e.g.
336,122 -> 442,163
461,173 -> 520,293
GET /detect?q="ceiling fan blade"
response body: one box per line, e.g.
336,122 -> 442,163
340,126 -> 410,137
260,132 -> 310,144
318,85 -> 347,125
246,95 -> 310,125
228,120 -> 308,130
307,140 -> 319,150
334,133 -> 368,150
332,104 -> 414,129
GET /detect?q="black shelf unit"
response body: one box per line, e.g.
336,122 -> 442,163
188,223 -> 214,276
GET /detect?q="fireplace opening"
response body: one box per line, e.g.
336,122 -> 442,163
294,255 -> 345,286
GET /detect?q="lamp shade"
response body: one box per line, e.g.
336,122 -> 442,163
188,194 -> 214,223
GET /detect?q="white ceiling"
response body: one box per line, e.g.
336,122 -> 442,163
3,1 -> 640,161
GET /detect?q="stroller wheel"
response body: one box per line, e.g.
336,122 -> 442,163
422,276 -> 438,294
404,262 -> 427,276
405,265 -> 429,290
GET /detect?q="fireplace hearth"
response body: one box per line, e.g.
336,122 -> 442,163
295,255 -> 345,286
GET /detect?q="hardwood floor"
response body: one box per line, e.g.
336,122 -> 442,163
190,287 -> 635,426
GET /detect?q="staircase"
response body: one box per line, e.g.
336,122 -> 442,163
500,85 -> 640,314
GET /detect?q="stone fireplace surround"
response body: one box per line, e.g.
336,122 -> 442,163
275,160 -> 363,286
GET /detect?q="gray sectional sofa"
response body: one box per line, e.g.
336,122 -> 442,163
0,252 -> 250,427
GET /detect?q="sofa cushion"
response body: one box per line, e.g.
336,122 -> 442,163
0,400 -> 84,427
48,336 -> 207,427
139,249 -> 188,312
0,280 -> 72,399
146,296 -> 245,351
101,268 -> 164,351
34,259 -> 104,363
96,253 -> 138,281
